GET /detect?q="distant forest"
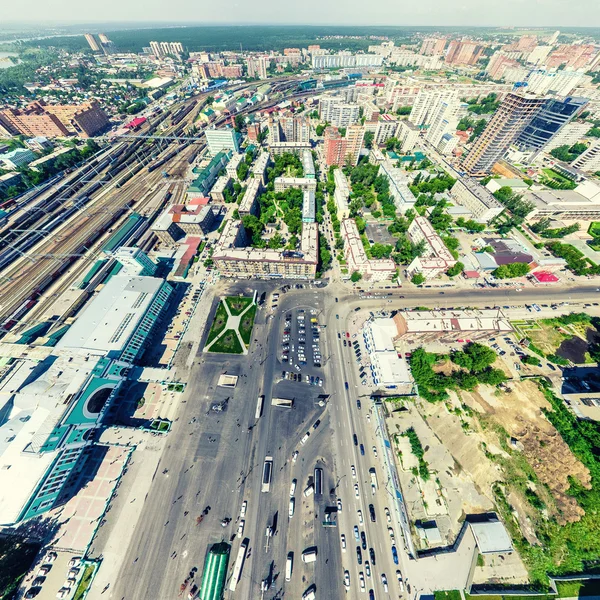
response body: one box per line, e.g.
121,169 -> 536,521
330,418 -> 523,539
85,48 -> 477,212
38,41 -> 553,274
7,25 -> 600,54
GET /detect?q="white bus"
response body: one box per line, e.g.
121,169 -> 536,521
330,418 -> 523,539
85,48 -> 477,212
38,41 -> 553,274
228,540 -> 248,591
285,552 -> 293,582
255,395 -> 264,419
262,456 -> 273,493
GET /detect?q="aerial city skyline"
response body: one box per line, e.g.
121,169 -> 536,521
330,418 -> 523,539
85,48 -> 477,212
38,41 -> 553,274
0,19 -> 600,600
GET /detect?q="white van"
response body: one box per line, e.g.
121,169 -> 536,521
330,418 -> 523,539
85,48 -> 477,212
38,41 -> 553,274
285,553 -> 293,582
302,549 -> 317,563
289,497 -> 295,518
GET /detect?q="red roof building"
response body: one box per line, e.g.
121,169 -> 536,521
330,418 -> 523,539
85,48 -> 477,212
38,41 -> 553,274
532,271 -> 559,284
125,116 -> 147,130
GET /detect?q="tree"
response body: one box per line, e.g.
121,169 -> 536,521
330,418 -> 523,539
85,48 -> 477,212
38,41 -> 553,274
237,161 -> 249,181
364,131 -> 374,149
446,262 -> 464,277
241,214 -> 264,245
370,243 -> 394,259
396,106 -> 412,116
268,233 -> 284,249
350,271 -> 363,283
234,113 -> 245,132
493,262 -> 530,278
411,273 -> 426,285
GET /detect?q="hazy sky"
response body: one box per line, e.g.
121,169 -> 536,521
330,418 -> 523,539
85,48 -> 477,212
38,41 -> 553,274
2,0 -> 599,28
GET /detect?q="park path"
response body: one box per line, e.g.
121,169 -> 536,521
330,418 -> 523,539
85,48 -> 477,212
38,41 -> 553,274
204,299 -> 255,355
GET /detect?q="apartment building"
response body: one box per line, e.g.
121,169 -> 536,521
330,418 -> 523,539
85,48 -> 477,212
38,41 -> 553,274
544,121 -> 591,152
420,38 -> 446,56
209,175 -> 232,202
425,95 -> 465,148
213,220 -> 318,279
445,41 -> 484,66
525,70 -> 587,96
375,115 -> 399,145
396,120 -> 421,153
269,111 -> 310,144
318,97 -> 360,128
451,178 -> 505,223
571,141 -> 600,173
252,152 -> 270,186
462,93 -> 546,176
0,100 -> 110,138
323,126 -> 364,167
312,53 -> 384,69
226,153 -> 245,181
406,216 -> 457,279
377,161 -> 417,212
246,56 -> 268,79
333,168 -> 351,219
238,178 -> 262,216
341,219 -> 396,281
274,177 -> 317,193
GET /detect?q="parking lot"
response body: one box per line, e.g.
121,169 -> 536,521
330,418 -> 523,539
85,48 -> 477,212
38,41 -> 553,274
279,308 -> 324,376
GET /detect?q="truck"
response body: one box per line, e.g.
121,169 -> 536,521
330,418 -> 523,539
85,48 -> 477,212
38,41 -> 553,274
285,552 -> 293,581
262,456 -> 273,493
314,468 -> 323,496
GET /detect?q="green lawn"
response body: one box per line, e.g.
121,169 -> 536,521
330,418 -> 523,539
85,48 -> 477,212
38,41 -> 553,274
587,222 -> 600,238
208,330 -> 244,354
206,302 -> 229,344
239,304 -> 257,346
225,295 -> 253,316
557,579 -> 600,598
73,565 -> 96,600
435,592 -> 462,600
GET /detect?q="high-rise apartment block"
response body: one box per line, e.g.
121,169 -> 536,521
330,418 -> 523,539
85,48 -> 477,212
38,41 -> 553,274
451,178 -> 505,223
396,121 -> 421,153
486,53 -> 520,80
524,69 -> 586,97
420,38 -> 447,56
462,93 -> 546,176
246,56 -> 268,79
323,126 -> 364,167
318,97 -> 360,128
312,53 -> 384,69
571,141 -> 600,173
150,41 -> 184,57
516,97 -> 588,153
84,34 -> 100,52
445,41 -> 484,66
268,112 -> 309,145
0,100 -> 110,138
374,115 -> 399,145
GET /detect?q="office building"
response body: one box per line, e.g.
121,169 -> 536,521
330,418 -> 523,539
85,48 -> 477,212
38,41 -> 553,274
302,149 -> 315,179
318,97 -> 360,128
84,34 -> 100,52
451,178 -> 505,223
420,38 -> 446,56
0,148 -> 36,170
516,96 -> 588,153
445,41 -> 484,66
213,220 -> 318,279
396,120 -> 421,153
341,219 -> 396,281
333,169 -> 351,219
112,247 -> 157,277
187,151 -> 231,198
205,127 -> 240,156
274,177 -> 317,193
406,216 -> 457,279
312,53 -> 384,69
302,190 -> 316,223
571,141 -> 600,173
462,93 -> 546,176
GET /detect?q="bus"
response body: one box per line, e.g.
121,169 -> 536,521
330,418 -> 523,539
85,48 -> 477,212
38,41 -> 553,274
314,468 -> 323,496
262,456 -> 273,493
255,395 -> 264,419
285,552 -> 293,582
228,540 -> 248,591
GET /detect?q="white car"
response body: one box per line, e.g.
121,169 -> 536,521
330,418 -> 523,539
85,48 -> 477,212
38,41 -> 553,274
372,446 -> 378,458
240,500 -> 247,518
365,560 -> 371,578
354,483 -> 360,498
237,519 -> 245,538
357,509 -> 364,525
337,498 -> 343,512
385,507 -> 391,523
344,570 -> 351,589
290,479 -> 297,497
351,465 -> 357,478
381,573 -> 389,593
388,526 -> 395,542
359,572 -> 366,592
292,451 -> 299,463
341,533 -> 347,551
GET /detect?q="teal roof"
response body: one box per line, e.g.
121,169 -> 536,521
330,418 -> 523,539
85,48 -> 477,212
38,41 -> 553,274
387,151 -> 400,160
16,322 -> 52,345
199,543 -> 230,600
80,258 -> 108,288
102,214 -> 143,253
188,151 -> 230,193
44,325 -> 70,347
105,261 -> 123,281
